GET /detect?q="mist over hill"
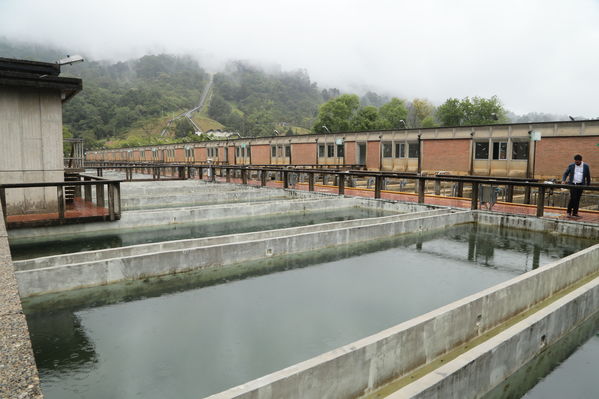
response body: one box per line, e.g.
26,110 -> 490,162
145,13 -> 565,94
1,39 -> 585,149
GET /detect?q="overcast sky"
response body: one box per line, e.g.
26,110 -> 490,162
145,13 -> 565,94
2,0 -> 599,116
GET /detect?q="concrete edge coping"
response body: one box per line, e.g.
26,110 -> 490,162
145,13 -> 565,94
204,243 -> 599,399
13,208 -> 456,270
16,210 -> 470,275
7,197 -> 356,240
390,274 -> 599,398
474,210 -> 599,234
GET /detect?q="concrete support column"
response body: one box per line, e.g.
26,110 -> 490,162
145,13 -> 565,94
374,176 -> 382,199
434,180 -> 441,196
471,182 -> 479,210
418,179 -> 426,204
536,186 -> 545,217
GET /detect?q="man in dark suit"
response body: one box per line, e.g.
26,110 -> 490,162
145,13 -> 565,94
561,154 -> 591,218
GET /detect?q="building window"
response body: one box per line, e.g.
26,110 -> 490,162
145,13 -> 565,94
395,143 -> 405,158
140,150 -> 145,160
408,143 -> 419,159
382,142 -> 392,158
337,144 -> 344,157
247,146 -> 251,158
327,144 -> 335,157
492,142 -> 508,160
512,141 -> 528,160
285,145 -> 291,157
318,144 -> 325,157
475,142 -> 489,160
271,146 -> 277,157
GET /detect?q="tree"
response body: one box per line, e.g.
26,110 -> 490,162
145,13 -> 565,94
407,98 -> 436,128
361,91 -> 389,107
174,118 -> 195,138
379,98 -> 408,129
435,98 -> 462,127
436,96 -> 507,126
313,94 -> 360,133
208,93 -> 232,121
351,106 -> 381,131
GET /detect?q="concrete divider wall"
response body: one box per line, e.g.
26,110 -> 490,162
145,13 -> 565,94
8,197 -> 356,240
200,242 -> 599,399
392,276 -> 599,398
120,190 -> 293,210
475,211 -> 599,240
15,211 -> 472,297
14,209 -> 453,271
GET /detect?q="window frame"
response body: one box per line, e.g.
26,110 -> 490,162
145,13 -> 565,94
408,143 -> 419,159
382,142 -> 392,158
395,143 -> 406,158
474,142 -> 490,160
492,141 -> 508,160
327,144 -> 335,158
511,141 -> 529,160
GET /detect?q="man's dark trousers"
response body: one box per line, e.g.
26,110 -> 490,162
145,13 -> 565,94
567,183 -> 583,215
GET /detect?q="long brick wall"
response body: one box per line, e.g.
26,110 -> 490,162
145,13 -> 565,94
367,141 -> 380,170
422,139 -> 470,174
535,137 -> 599,179
292,143 -> 317,164
251,144 -> 271,165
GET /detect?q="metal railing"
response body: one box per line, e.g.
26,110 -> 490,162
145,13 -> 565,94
85,162 -> 599,218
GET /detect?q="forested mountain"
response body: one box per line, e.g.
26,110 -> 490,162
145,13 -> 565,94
209,62 -> 324,136
61,54 -> 208,146
3,39 -> 579,151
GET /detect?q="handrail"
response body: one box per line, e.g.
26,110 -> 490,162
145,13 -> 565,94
84,162 -> 599,218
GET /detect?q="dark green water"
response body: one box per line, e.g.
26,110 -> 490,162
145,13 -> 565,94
23,224 -> 596,399
9,207 -> 393,260
523,333 -> 599,399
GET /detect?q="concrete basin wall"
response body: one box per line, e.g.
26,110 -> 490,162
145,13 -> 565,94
8,197 -> 357,240
120,189 -> 293,210
15,211 -> 472,297
475,211 -> 599,240
14,209 -> 453,271
200,241 -> 599,399
392,274 -> 599,398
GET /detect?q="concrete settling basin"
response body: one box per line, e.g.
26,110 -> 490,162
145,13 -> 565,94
5,181 -> 599,398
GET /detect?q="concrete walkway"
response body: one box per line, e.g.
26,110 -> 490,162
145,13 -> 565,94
0,205 -> 42,398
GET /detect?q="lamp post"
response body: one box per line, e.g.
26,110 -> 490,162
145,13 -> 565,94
399,120 -> 408,129
322,125 -> 331,134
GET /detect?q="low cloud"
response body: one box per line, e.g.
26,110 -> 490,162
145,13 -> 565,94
2,0 -> 598,116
